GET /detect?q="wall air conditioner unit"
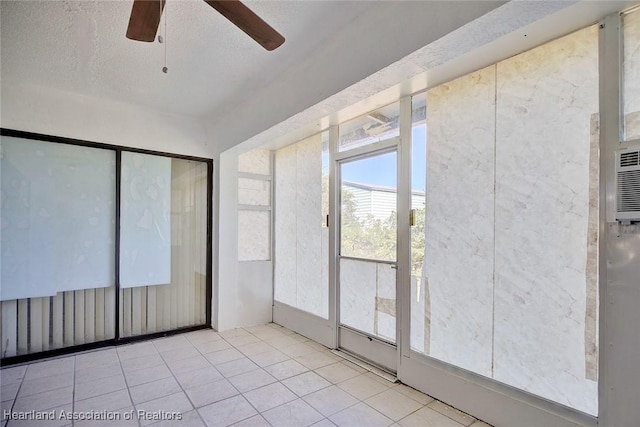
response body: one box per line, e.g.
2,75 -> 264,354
616,145 -> 640,222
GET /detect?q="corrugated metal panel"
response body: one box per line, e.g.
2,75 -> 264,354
344,182 -> 424,222
371,192 -> 396,221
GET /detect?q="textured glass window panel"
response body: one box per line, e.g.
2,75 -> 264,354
422,66 -> 496,376
322,131 -> 330,224
238,178 -> 271,206
339,259 -> 396,342
120,152 -> 171,288
238,149 -> 271,175
295,135 -> 327,317
320,132 -> 330,318
274,133 -> 329,318
494,26 -> 598,415
274,143 -> 297,308
409,91 -> 429,354
419,25 -> 599,415
0,136 -> 115,301
238,210 -> 270,261
623,9 -> 640,141
340,258 -> 377,336
338,102 -> 400,152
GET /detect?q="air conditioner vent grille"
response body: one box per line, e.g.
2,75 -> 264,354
620,151 -> 639,167
616,147 -> 640,221
618,171 -> 640,210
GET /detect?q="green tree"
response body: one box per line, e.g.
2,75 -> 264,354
340,196 -> 426,275
411,208 -> 426,277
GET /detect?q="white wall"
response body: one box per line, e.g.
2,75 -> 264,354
1,83 -> 212,158
215,148 -> 274,331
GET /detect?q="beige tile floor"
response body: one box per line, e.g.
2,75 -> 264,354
0,323 -> 492,427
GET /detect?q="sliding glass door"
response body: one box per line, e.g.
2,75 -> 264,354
0,131 -> 211,360
0,136 -> 117,358
119,153 -> 208,338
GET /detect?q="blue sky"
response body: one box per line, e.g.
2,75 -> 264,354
341,124 -> 426,191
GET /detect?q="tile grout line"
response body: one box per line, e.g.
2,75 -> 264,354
180,333 -> 222,427
194,328 -> 276,426
159,332 -> 229,427
230,328 -> 314,427
200,327 -> 330,426
115,345 -> 142,427
5,325 -> 478,427
71,355 -> 76,427
224,328 -> 284,426
227,328 -> 299,427
425,400 -> 477,427
9,359 -> 77,422
275,332 -> 433,426
242,337 -> 390,424
4,366 -> 26,427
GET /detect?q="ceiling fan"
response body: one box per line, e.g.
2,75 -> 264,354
126,0 -> 285,51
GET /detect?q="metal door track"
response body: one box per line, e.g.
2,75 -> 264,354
331,349 -> 398,383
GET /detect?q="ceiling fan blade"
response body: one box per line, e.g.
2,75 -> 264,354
204,0 -> 285,51
126,0 -> 165,42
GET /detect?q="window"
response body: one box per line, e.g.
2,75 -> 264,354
412,25 -> 599,415
237,149 -> 272,262
0,133 -> 211,356
623,8 -> 640,141
338,102 -> 400,152
274,132 -> 330,318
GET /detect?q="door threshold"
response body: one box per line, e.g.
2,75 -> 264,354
331,349 -> 398,383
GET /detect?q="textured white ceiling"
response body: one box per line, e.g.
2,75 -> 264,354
4,0 -> 635,154
0,0 -> 376,118
225,0 -> 637,153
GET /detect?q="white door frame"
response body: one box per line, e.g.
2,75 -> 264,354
334,138 -> 403,372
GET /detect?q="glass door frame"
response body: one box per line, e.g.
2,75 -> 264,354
332,96 -> 413,373
0,128 -> 214,365
271,98 -> 414,373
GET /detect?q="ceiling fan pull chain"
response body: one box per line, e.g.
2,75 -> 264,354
160,0 -> 168,73
163,0 -> 168,73
157,0 -> 163,44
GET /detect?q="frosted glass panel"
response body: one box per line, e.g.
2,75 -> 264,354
0,136 -> 115,301
120,152 -> 171,288
274,133 -> 329,318
274,143 -> 297,309
238,178 -> 270,206
238,149 -> 271,175
494,25 -> 598,415
623,9 -> 640,141
421,66 -> 496,375
238,210 -> 270,261
339,259 -> 396,342
415,26 -> 599,415
340,259 -> 376,335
